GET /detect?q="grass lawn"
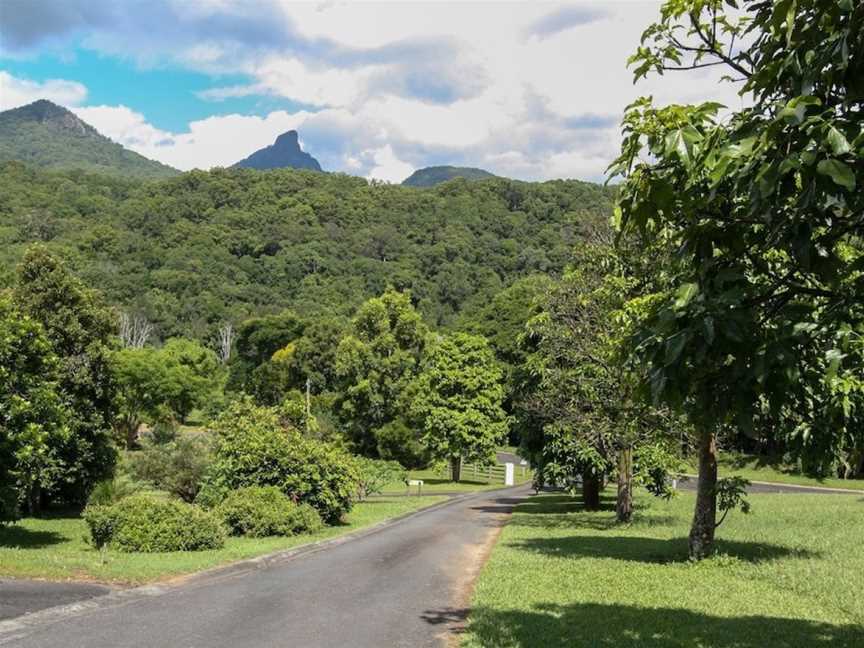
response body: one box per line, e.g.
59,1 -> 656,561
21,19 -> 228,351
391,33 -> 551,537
688,452 -> 864,491
462,490 -> 864,647
0,495 -> 445,585
382,464 -> 533,495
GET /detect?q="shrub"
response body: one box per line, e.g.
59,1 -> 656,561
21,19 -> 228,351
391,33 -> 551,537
83,495 -> 225,552
217,486 -> 321,537
375,419 -> 430,469
355,457 -> 406,500
209,399 -> 360,523
86,474 -> 144,506
127,434 -> 213,502
287,503 -> 323,534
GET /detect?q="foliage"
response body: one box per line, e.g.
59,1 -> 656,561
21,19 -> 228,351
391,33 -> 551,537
86,473 -> 145,507
612,0 -> 864,556
354,458 -> 407,500
112,343 -> 220,448
714,476 -> 752,529
127,434 -> 214,502
335,289 -> 429,455
401,166 -> 496,187
0,100 -> 177,179
0,162 -> 615,341
13,245 -> 118,507
519,230 -> 678,514
1,496 -> 444,583
410,333 -> 508,478
83,495 -> 225,552
216,486 -> 323,537
0,297 -> 66,522
208,398 -> 360,522
375,419 -> 430,469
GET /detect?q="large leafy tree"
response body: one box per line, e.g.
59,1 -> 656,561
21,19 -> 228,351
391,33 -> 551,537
410,333 -> 508,481
13,246 -> 118,506
335,289 -> 428,456
612,0 -> 864,558
522,234 -> 680,519
0,298 -> 66,521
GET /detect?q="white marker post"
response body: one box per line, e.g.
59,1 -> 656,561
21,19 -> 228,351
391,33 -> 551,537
504,462 -> 515,486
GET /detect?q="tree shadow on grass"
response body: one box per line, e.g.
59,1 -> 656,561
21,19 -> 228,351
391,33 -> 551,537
0,524 -> 65,549
509,494 -> 676,531
513,534 -> 816,565
459,602 -> 864,647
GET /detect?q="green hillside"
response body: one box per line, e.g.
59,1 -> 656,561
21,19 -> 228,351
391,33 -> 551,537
402,165 -> 497,187
0,100 -> 178,179
0,162 -> 614,341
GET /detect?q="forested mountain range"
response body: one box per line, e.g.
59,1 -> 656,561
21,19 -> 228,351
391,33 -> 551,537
0,161 -> 615,343
233,130 -> 322,171
0,100 -> 178,179
402,165 -> 497,187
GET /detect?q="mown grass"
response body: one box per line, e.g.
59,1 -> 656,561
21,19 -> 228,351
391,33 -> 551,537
461,490 -> 864,647
382,464 -> 533,495
0,495 -> 445,584
687,452 -> 864,491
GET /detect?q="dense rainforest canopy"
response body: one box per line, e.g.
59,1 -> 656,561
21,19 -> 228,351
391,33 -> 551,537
0,161 -> 615,342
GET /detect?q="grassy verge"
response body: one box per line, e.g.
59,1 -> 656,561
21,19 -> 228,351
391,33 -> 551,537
0,495 -> 446,585
688,452 -> 864,491
462,490 -> 864,647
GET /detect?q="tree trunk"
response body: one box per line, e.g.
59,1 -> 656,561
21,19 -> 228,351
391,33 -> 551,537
581,470 -> 601,510
450,456 -> 462,483
124,419 -> 140,450
616,446 -> 633,523
26,483 -> 42,516
689,427 -> 718,560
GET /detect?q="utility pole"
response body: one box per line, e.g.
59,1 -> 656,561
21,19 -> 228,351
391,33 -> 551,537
305,377 -> 311,434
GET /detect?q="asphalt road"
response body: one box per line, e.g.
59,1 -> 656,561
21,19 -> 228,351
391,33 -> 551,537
0,581 -> 110,622
675,475 -> 863,495
0,486 -> 530,648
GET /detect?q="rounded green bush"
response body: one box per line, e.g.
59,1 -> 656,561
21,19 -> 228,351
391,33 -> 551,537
286,503 -> 323,534
84,495 -> 225,552
217,486 -> 298,537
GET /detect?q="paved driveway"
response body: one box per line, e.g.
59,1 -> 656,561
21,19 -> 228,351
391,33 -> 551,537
0,486 -> 530,648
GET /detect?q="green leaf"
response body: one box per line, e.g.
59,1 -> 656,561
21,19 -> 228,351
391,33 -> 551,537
674,283 -> 699,310
816,159 -> 856,190
826,127 -> 851,156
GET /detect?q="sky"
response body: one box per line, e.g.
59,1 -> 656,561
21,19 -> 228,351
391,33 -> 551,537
0,0 -> 745,183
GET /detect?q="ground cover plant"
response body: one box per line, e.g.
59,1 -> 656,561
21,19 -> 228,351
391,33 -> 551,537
461,490 -> 864,647
0,495 -> 445,583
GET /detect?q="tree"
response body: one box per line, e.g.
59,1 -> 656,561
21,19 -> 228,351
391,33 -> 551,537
521,234 -> 680,519
612,0 -> 864,558
161,337 -> 222,421
112,348 -> 175,449
335,289 -> 428,455
410,333 -> 508,482
0,298 -> 66,521
13,245 -> 118,506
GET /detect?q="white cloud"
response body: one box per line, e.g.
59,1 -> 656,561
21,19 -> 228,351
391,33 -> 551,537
0,71 -> 87,110
2,1 -> 749,182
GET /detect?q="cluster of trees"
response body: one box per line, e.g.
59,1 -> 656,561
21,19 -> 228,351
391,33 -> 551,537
0,163 -> 615,341
604,0 -> 864,558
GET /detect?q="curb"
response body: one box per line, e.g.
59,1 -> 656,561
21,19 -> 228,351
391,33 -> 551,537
0,484 -> 529,643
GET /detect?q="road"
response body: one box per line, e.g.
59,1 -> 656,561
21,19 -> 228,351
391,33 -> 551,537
0,486 -> 530,648
675,475 -> 863,495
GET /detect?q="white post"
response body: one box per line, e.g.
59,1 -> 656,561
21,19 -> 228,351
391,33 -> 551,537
505,462 -> 515,486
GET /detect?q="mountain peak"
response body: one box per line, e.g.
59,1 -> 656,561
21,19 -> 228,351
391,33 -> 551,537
402,165 -> 497,187
274,130 -> 299,147
7,99 -> 96,137
0,99 -> 178,178
234,130 -> 322,172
